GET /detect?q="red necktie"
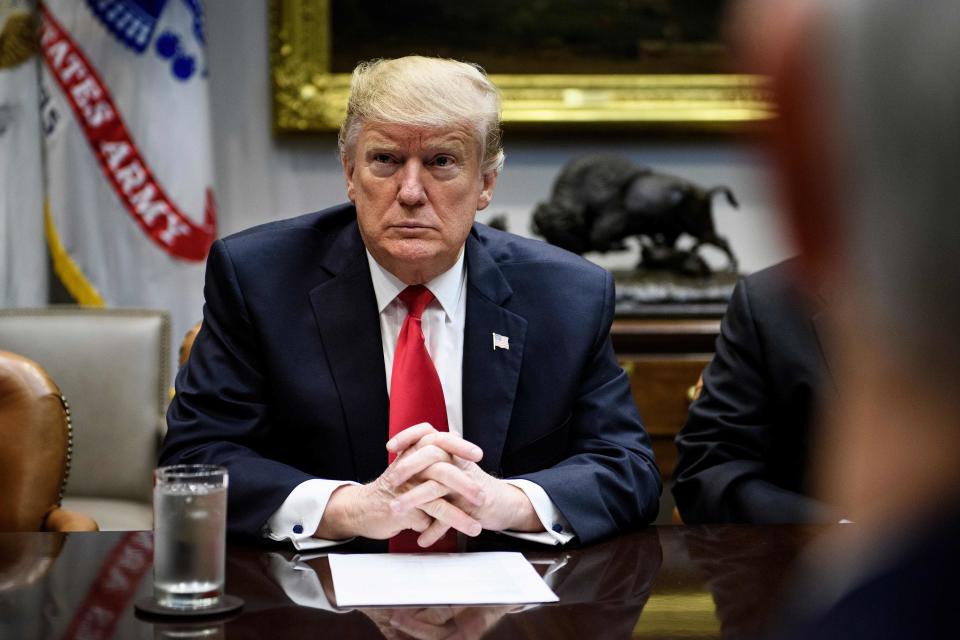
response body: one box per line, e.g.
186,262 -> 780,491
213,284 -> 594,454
388,285 -> 449,455
388,285 -> 456,552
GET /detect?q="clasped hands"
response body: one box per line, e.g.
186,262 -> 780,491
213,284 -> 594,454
317,423 -> 542,546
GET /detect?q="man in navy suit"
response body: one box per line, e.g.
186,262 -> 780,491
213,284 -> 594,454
160,56 -> 660,549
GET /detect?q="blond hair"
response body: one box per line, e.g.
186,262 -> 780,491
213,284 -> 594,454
338,56 -> 504,176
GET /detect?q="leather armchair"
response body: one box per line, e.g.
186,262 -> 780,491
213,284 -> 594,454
0,350 -> 97,532
0,308 -> 170,530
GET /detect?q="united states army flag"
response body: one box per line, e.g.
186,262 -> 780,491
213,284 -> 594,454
0,0 -> 46,306
40,0 -> 216,376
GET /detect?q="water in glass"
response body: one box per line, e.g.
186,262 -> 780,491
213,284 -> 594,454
153,481 -> 226,609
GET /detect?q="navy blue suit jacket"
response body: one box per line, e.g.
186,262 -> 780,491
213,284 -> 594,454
160,204 -> 660,543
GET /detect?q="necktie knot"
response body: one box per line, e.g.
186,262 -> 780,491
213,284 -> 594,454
398,285 -> 434,320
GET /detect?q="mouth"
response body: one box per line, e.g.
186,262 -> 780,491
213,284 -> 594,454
390,223 -> 436,236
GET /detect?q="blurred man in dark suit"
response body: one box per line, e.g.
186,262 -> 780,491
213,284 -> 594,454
732,0 -> 960,636
673,258 -> 836,524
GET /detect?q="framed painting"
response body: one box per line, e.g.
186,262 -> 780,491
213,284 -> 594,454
270,0 -> 773,133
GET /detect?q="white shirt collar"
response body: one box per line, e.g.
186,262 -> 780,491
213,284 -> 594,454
366,249 -> 466,320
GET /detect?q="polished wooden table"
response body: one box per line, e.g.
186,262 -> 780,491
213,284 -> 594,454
0,525 -> 822,639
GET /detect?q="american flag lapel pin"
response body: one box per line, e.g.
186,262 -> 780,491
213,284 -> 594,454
492,332 -> 510,351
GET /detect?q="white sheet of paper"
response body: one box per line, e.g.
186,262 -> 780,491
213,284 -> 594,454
328,552 -> 559,607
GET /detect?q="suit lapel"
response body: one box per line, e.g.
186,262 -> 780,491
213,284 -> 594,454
308,222 -> 389,483
462,231 -> 527,474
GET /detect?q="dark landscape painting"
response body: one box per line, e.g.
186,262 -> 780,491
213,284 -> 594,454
330,0 -> 733,75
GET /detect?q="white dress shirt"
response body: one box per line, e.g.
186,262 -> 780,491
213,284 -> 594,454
265,250 -> 573,549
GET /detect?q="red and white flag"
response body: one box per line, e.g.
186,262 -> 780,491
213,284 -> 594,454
40,0 -> 216,373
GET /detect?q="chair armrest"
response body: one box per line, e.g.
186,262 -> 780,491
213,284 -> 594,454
43,507 -> 99,532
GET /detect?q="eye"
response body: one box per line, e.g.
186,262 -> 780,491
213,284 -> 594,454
431,155 -> 456,168
371,153 -> 395,164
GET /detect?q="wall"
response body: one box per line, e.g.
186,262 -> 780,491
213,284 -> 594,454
206,0 -> 794,275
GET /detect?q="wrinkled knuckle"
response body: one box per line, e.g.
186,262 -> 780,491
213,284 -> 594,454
413,422 -> 435,436
432,459 -> 452,472
412,510 -> 430,527
378,472 -> 395,492
425,500 -> 447,520
438,467 -> 461,487
472,490 -> 487,507
427,480 -> 446,499
411,516 -> 429,532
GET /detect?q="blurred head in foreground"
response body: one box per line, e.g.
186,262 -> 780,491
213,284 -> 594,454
745,0 -> 960,527
737,0 -> 960,633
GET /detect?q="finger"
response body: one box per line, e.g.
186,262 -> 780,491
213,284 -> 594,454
391,464 -> 484,515
391,479 -> 451,514
359,609 -> 406,640
386,422 -> 438,454
450,454 -> 476,471
417,518 -> 454,548
419,462 -> 485,506
386,444 -> 453,488
419,499 -> 482,538
414,607 -> 458,626
452,607 -> 513,639
408,508 -> 433,533
388,425 -> 484,463
388,609 -> 454,640
416,432 -> 484,463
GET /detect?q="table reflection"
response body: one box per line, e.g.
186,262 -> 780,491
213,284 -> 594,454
637,526 -> 823,639
0,525 -> 823,639
223,530 -> 663,639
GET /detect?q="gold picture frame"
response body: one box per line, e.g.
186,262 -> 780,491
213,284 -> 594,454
270,0 -> 774,133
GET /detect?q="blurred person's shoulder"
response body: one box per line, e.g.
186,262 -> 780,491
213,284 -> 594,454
776,506 -> 960,640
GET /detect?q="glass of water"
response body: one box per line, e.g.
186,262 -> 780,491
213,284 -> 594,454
153,464 -> 228,610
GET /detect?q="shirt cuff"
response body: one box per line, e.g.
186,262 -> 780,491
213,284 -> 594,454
264,479 -> 359,550
503,479 -> 575,545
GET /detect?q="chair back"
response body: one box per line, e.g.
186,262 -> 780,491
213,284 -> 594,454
0,351 -> 70,531
179,321 -> 202,368
0,308 -> 169,529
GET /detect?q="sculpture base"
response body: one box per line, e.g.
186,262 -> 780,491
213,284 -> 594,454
613,269 -> 738,317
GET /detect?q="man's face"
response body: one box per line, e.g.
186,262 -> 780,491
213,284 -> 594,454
343,122 -> 497,284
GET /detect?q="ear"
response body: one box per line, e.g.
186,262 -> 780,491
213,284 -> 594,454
342,154 -> 357,203
476,172 -> 498,211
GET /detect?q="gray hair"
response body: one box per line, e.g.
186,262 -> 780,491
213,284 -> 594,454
822,0 -> 960,374
338,56 -> 505,176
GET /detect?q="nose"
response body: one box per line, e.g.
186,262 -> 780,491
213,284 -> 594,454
397,160 -> 427,206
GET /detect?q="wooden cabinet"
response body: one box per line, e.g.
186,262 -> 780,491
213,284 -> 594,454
611,318 -> 721,480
